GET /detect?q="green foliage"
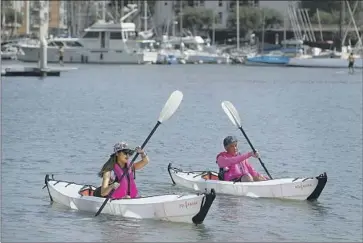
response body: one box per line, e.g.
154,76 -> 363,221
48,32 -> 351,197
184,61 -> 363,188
178,7 -> 218,31
307,1 -> 363,25
227,6 -> 284,31
300,0 -> 362,15
310,10 -> 340,24
1,1 -> 22,25
261,8 -> 284,28
299,0 -> 342,14
300,0 -> 363,24
1,8 -> 23,25
174,1 -> 189,15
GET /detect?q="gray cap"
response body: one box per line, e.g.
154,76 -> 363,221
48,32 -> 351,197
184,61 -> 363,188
223,136 -> 238,147
113,142 -> 132,153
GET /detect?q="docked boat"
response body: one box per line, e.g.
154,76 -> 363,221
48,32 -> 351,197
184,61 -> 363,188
1,39 -> 28,60
167,163 -> 327,201
287,55 -> 363,68
244,51 -> 290,66
43,174 -> 216,225
1,44 -> 19,60
157,35 -> 230,64
17,7 -> 159,65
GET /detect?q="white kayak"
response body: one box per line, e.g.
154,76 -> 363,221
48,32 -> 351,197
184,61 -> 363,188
167,163 -> 327,201
43,174 -> 216,224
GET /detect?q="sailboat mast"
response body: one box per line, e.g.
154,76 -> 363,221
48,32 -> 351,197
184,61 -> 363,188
102,1 -> 106,21
144,0 -> 147,31
261,11 -> 265,54
13,0 -> 17,35
236,0 -> 239,50
339,0 -> 344,50
180,0 -> 183,43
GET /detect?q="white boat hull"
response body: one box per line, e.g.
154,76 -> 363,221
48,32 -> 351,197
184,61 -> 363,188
17,46 -> 158,64
43,174 -> 215,224
288,57 -> 363,68
1,51 -> 17,60
185,52 -> 230,64
167,163 -> 327,201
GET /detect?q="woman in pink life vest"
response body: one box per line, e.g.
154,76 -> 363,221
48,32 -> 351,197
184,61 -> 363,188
96,142 -> 149,199
216,136 -> 267,182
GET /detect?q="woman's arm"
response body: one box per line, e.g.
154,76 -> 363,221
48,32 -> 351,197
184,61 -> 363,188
100,171 -> 115,196
217,152 -> 253,168
133,151 -> 149,170
245,161 -> 266,181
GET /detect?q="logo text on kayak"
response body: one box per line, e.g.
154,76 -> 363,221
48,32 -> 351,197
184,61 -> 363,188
179,200 -> 198,209
295,183 -> 313,190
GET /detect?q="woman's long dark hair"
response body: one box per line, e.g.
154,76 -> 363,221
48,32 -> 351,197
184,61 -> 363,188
98,153 -> 116,178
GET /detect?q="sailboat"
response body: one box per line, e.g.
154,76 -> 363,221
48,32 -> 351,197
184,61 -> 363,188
287,0 -> 363,68
244,9 -> 290,66
155,1 -> 230,64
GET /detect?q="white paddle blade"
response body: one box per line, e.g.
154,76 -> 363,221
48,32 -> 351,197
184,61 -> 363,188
158,90 -> 184,123
221,101 -> 242,128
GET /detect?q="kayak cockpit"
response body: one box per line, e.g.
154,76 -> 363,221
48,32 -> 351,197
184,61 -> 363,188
201,172 -> 220,181
78,186 -> 96,197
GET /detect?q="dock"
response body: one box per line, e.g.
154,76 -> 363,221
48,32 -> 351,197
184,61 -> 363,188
1,64 -> 79,77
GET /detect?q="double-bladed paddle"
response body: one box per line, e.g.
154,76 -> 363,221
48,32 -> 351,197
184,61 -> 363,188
95,90 -> 184,217
221,101 -> 273,180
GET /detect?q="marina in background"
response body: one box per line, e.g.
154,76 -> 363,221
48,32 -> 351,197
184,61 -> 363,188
1,0 -> 362,71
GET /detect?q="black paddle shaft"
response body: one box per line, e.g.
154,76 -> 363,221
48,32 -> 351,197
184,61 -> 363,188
95,121 -> 162,217
238,126 -> 273,180
133,121 -> 161,178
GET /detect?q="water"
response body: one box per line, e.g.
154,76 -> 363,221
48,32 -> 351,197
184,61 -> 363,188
1,64 -> 362,242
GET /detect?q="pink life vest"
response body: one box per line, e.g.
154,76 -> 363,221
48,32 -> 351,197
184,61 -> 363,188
111,162 -> 138,199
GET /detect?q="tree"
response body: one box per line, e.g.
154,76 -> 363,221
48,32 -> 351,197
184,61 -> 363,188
300,0 -> 363,23
261,8 -> 284,29
227,6 -> 283,32
178,7 -> 217,33
310,10 -> 340,25
299,0 -> 341,14
0,3 -> 23,26
6,9 -> 23,24
173,0 -> 189,15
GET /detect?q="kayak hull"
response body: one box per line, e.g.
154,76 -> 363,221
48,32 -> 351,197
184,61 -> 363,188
167,163 -> 327,201
43,174 -> 216,224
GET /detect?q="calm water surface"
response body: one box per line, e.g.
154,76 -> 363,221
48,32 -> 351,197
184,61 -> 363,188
1,63 -> 362,242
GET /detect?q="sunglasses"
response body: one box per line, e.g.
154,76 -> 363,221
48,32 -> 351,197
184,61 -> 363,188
118,149 -> 135,156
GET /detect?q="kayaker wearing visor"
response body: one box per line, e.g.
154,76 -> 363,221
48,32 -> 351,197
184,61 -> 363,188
94,142 -> 149,199
216,136 -> 267,182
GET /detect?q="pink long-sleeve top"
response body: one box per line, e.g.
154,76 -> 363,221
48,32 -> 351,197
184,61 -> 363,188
216,151 -> 262,181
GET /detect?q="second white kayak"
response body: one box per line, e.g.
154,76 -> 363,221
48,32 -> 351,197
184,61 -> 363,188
167,163 -> 327,201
